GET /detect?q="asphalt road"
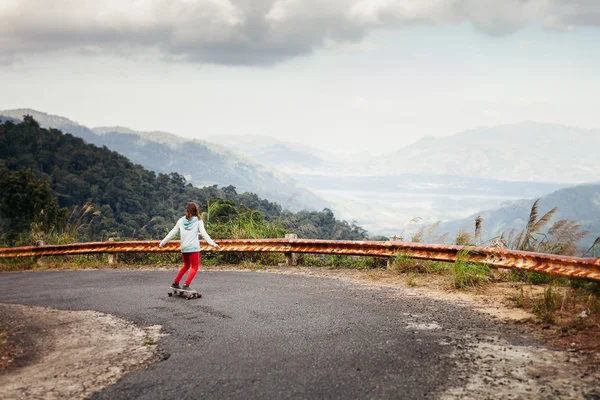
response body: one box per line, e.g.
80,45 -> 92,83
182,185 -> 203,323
0,270 -> 534,399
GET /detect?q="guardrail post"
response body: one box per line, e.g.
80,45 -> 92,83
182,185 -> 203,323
487,237 -> 509,275
107,238 -> 118,266
34,240 -> 45,266
284,234 -> 298,266
387,235 -> 402,270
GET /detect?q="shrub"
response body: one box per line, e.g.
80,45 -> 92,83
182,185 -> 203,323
452,250 -> 490,289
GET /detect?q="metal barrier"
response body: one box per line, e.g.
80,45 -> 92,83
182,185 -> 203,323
1,238 -> 599,281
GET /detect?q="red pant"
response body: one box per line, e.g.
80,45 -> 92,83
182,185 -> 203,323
174,252 -> 200,285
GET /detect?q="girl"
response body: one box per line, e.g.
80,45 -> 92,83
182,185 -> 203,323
160,202 -> 220,291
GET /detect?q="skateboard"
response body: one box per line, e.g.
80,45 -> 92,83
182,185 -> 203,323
168,287 -> 202,300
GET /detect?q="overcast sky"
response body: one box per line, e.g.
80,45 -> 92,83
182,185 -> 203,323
1,0 -> 599,155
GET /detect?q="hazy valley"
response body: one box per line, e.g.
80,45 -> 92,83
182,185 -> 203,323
215,124 -> 599,243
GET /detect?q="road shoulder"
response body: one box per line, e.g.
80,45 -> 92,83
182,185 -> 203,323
0,303 -> 164,400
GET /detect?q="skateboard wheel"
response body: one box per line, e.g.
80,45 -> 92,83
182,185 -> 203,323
168,292 -> 172,297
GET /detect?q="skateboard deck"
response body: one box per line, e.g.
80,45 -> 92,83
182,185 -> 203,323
168,287 -> 202,300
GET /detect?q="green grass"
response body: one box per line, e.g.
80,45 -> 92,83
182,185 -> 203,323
532,287 -> 561,324
506,270 -> 570,286
388,253 -> 451,274
406,274 -> 418,287
507,282 -> 600,327
240,259 -> 265,270
327,255 -> 376,270
568,279 -> 600,295
294,254 -> 385,269
452,250 -> 490,289
296,254 -> 324,267
508,286 -> 526,308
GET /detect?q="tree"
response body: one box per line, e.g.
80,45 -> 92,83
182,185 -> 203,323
0,167 -> 67,244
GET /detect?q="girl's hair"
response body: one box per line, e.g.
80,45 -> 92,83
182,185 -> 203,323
185,202 -> 201,220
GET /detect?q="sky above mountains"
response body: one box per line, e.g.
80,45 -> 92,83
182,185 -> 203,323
1,0 -> 599,155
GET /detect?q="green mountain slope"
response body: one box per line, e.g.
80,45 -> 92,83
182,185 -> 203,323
0,117 -> 366,243
0,116 -> 216,239
0,109 -> 329,212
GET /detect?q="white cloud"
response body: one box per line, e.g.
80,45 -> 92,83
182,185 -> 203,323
546,0 -> 600,27
322,38 -> 380,53
459,0 -> 550,35
0,0 -> 597,65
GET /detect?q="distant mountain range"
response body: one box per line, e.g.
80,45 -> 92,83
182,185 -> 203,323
0,109 -> 330,212
218,122 -> 600,185
293,173 -> 567,198
372,122 -> 600,183
210,134 -> 337,175
439,183 -> 600,250
0,116 -> 19,125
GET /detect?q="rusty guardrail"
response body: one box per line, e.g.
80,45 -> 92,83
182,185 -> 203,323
1,239 -> 599,281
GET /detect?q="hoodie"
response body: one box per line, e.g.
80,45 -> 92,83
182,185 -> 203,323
159,216 -> 218,252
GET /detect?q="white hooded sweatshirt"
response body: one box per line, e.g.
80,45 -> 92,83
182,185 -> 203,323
159,216 -> 217,253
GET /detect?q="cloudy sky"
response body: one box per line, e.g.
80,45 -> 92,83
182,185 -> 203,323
1,0 -> 599,155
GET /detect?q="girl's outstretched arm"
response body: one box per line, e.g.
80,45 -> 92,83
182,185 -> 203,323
160,220 -> 180,247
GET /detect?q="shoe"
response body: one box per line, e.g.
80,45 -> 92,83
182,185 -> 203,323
171,283 -> 181,289
182,284 -> 191,291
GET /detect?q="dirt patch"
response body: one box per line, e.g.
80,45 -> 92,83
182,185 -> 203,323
0,305 -> 41,372
0,304 -> 164,400
439,333 -> 600,400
